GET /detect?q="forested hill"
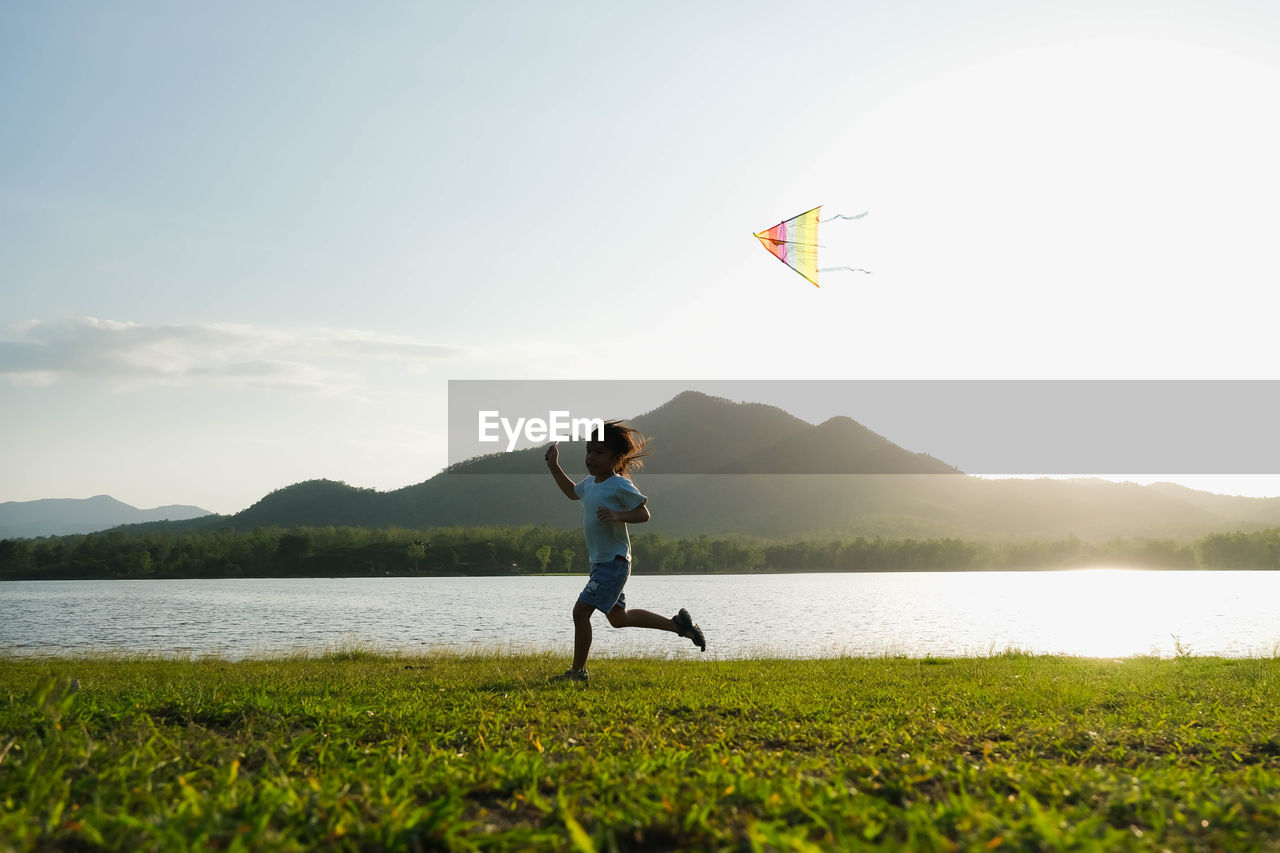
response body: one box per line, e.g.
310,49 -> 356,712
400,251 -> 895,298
103,391 -> 1280,542
0,495 -> 212,538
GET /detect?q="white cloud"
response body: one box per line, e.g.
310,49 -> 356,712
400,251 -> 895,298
0,318 -> 467,392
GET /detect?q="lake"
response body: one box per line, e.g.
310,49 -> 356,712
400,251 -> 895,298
2,570 -> 1278,660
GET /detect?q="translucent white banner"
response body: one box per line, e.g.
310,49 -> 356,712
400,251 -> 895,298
447,380 -> 1280,474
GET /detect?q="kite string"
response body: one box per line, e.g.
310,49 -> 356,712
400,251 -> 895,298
820,211 -> 870,274
820,210 -> 869,223
814,266 -> 875,275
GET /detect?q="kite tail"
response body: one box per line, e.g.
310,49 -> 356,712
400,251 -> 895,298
819,266 -> 873,275
820,211 -> 869,222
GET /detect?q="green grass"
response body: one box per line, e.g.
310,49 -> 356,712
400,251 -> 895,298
3,652 -> 1280,851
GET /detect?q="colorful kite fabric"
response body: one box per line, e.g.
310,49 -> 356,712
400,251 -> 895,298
753,206 -> 870,287
754,206 -> 823,287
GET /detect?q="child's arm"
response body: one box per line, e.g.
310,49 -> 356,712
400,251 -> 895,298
544,443 -> 579,501
596,502 -> 650,524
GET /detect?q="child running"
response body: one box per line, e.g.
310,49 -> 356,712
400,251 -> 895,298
544,420 -> 705,684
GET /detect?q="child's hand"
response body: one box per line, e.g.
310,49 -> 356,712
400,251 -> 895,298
544,442 -> 559,467
596,507 -> 619,523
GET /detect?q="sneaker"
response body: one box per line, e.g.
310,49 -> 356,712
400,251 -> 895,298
549,668 -> 589,684
673,608 -> 706,651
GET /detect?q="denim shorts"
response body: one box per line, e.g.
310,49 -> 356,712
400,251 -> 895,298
578,555 -> 630,613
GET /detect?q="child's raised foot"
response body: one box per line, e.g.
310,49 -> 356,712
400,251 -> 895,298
673,608 -> 706,651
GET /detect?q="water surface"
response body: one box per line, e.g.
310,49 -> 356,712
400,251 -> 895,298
2,570 -> 1277,659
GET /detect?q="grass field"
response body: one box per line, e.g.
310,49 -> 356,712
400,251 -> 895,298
2,651 -> 1279,851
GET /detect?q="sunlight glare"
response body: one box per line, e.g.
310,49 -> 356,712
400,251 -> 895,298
1031,569 -> 1166,658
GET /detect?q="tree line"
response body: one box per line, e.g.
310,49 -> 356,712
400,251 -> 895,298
2,524 -> 1279,581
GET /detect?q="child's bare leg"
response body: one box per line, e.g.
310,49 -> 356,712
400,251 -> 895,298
571,601 -> 594,671
606,606 -> 677,632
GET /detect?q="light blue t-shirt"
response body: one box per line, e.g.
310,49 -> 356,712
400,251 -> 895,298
574,474 -> 648,565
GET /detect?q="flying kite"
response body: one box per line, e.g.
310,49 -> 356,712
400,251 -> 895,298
753,206 -> 871,287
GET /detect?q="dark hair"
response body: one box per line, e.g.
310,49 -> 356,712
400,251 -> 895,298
598,420 -> 650,476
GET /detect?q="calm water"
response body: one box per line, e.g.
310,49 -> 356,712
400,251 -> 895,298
2,570 -> 1278,660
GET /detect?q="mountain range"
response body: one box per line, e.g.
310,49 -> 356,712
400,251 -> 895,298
0,495 -> 213,538
64,390 -> 1280,543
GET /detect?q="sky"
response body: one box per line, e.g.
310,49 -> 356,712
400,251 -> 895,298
3,0 -> 1280,515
